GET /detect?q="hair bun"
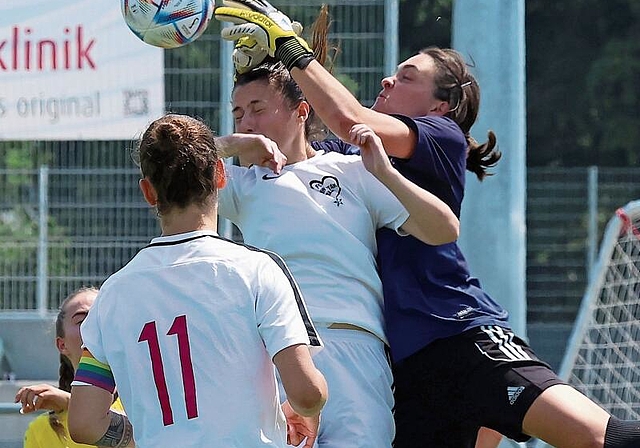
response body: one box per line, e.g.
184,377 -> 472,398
155,122 -> 182,148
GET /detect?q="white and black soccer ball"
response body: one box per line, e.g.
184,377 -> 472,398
122,0 -> 214,49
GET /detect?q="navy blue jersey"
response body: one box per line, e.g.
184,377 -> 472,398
313,115 -> 509,362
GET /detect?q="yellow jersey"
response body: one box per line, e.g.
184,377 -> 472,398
23,398 -> 124,448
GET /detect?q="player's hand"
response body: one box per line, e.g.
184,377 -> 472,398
232,36 -> 269,74
282,400 -> 320,448
15,383 -> 70,414
232,20 -> 303,74
348,124 -> 394,179
214,0 -> 314,71
236,133 -> 287,172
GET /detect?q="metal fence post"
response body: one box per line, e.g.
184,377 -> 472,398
587,166 -> 598,282
218,31 -> 235,240
384,0 -> 399,76
37,165 -> 49,316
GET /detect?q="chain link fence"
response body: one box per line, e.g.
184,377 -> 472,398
0,165 -> 638,317
0,0 -> 393,313
526,167 -> 640,325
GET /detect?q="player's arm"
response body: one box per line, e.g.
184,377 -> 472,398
68,348 -> 134,447
68,386 -> 134,447
475,427 -> 503,448
292,60 -> 417,158
215,133 -> 287,172
15,383 -> 70,414
274,344 -> 327,448
215,0 -> 417,157
349,124 -> 459,245
273,344 -> 327,417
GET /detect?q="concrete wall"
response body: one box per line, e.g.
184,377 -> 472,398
0,316 -> 59,381
0,317 -> 59,448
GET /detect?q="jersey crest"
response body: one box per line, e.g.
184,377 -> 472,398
309,175 -> 343,206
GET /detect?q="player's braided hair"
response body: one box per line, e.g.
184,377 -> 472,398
421,47 -> 501,181
136,114 -> 220,216
49,286 -> 98,439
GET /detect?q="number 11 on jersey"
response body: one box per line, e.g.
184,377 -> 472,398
139,315 -> 198,426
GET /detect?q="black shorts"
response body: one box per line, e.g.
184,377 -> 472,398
391,325 -> 566,447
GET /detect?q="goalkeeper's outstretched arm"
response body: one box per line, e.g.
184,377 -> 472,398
214,0 -> 417,158
291,59 -> 417,158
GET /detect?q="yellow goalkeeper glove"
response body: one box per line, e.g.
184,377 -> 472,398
232,36 -> 269,74
214,0 -> 314,71
231,20 -> 303,74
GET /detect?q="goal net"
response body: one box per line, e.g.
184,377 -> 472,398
533,200 -> 640,448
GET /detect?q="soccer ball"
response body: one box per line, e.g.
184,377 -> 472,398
121,0 -> 214,49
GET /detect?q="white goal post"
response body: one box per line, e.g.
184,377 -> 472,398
533,200 -> 640,448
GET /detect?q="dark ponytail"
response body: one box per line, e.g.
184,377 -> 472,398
421,47 -> 502,180
47,354 -> 74,439
465,130 -> 500,181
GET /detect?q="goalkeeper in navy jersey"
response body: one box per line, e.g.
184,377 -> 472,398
213,1 -> 640,447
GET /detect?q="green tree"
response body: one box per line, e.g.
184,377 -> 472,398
399,0 -> 452,59
525,0 -> 638,166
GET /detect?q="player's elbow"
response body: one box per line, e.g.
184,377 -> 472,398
68,415 -> 96,445
275,344 -> 328,416
334,107 -> 371,141
433,216 -> 460,245
68,405 -> 108,445
404,213 -> 460,246
291,391 -> 327,417
425,206 -> 460,245
289,374 -> 328,417
69,430 -> 94,445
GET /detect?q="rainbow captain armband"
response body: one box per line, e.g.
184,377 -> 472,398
72,348 -> 116,394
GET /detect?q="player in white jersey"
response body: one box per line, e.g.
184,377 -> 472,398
67,114 -> 328,448
221,149 -> 411,341
215,59 -> 459,448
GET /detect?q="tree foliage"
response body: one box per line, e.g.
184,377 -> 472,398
399,0 -> 452,59
398,0 -> 640,167
526,0 -> 640,167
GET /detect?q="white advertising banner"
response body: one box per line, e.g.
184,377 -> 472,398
0,0 -> 164,141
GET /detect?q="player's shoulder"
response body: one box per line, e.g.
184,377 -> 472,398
224,162 -> 258,182
416,115 -> 465,144
234,241 -> 289,269
312,138 -> 357,155
191,236 -> 290,273
313,149 -> 363,170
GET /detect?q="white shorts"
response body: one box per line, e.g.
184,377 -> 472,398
281,326 -> 395,448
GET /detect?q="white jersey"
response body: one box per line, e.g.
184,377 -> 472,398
77,230 -> 320,448
219,151 -> 410,342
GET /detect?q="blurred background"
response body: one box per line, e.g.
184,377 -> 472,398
0,0 -> 639,446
